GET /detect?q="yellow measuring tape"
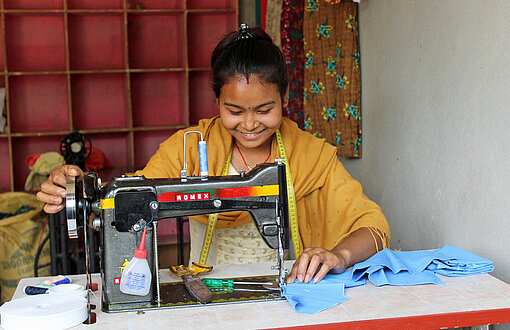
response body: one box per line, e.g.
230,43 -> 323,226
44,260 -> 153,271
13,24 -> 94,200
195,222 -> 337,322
198,130 -> 301,265
198,149 -> 232,265
275,130 -> 301,257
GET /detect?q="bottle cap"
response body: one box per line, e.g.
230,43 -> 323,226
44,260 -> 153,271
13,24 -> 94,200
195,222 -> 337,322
134,226 -> 148,259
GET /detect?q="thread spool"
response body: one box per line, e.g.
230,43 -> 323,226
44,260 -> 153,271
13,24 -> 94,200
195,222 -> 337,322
198,140 -> 209,177
24,286 -> 48,295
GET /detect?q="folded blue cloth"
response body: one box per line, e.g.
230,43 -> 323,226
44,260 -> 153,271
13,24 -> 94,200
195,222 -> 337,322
281,270 -> 365,314
352,245 -> 494,286
283,245 -> 494,314
283,282 -> 348,314
427,245 -> 495,276
366,268 -> 443,286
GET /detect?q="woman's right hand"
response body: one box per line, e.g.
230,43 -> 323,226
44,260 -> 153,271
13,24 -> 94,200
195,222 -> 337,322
36,165 -> 84,214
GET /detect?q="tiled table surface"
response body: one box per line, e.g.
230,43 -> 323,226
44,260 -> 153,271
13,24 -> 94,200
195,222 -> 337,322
11,262 -> 510,329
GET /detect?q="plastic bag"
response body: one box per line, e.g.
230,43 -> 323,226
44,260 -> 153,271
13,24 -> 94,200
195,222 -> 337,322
0,192 -> 50,303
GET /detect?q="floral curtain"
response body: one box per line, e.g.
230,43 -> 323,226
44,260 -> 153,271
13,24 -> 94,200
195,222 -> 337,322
280,0 -> 305,129
263,0 -> 362,157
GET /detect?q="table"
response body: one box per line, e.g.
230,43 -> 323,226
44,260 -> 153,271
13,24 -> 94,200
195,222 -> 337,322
10,262 -> 510,329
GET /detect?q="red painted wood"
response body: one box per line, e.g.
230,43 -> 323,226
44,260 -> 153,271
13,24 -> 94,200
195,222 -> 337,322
4,0 -> 62,10
189,71 -> 217,124
0,141 -> 11,191
126,0 -> 184,9
131,72 -> 186,127
0,2 -> 238,191
0,22 -> 4,72
69,14 -> 125,70
9,75 -> 69,132
275,308 -> 510,330
188,0 -> 236,10
68,0 -> 122,9
188,13 -> 237,68
134,130 -> 177,169
5,14 -> 66,72
71,74 -> 129,130
128,14 -> 185,69
86,132 -> 131,171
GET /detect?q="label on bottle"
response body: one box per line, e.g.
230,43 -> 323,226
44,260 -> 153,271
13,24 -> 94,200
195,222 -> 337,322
125,272 -> 146,290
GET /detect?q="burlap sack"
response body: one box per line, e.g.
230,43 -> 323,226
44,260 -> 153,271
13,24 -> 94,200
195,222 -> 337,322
0,192 -> 50,303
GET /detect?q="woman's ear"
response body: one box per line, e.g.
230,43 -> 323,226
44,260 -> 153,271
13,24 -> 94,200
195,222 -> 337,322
216,98 -> 220,108
283,88 -> 290,107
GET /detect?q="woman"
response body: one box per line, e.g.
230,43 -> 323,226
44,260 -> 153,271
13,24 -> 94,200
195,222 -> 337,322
37,25 -> 390,284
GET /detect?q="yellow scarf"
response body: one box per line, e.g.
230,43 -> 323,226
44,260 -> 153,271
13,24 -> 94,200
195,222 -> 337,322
138,116 -> 390,250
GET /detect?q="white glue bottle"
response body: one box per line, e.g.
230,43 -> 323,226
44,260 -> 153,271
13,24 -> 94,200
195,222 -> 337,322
120,226 -> 152,296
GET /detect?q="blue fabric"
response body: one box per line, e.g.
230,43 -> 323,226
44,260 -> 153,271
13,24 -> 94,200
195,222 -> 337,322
367,268 -> 443,286
281,270 -> 365,314
352,245 -> 494,286
283,282 -> 348,314
426,244 -> 495,276
282,245 -> 494,314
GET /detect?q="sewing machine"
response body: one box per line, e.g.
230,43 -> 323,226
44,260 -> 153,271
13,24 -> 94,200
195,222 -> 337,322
65,158 -> 290,313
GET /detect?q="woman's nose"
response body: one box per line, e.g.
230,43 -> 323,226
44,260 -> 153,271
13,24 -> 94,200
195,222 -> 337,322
242,113 -> 258,131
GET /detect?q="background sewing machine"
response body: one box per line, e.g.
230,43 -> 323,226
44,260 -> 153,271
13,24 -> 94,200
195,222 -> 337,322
65,159 -> 290,313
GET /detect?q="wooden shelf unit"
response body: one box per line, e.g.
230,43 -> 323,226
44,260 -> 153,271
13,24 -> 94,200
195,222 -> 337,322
0,0 -> 238,192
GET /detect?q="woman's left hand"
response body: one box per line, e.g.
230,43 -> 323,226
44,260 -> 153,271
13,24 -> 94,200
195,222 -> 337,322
285,247 -> 348,284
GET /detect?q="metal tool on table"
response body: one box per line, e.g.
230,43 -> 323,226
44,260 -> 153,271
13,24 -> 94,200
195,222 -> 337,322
170,263 -> 213,303
63,130 -> 290,314
203,278 -> 274,287
202,278 -> 279,293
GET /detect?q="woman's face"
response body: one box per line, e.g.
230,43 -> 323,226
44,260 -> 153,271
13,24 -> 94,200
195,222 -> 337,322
218,74 -> 285,151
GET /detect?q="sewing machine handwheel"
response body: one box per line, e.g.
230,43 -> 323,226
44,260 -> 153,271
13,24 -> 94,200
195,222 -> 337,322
66,176 -> 86,239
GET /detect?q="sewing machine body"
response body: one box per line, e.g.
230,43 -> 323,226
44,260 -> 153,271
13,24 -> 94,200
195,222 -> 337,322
72,162 -> 290,312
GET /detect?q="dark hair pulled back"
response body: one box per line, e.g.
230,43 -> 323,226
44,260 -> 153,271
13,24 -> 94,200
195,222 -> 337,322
211,26 -> 289,99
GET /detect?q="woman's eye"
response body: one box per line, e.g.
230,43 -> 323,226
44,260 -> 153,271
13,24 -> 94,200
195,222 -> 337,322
258,108 -> 272,114
228,110 -> 243,115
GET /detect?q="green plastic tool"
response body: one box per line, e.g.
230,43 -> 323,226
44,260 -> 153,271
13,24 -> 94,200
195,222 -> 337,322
202,279 -> 275,289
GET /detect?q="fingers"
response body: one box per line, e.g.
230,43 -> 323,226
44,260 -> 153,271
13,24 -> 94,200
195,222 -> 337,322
285,265 -> 298,284
304,253 -> 322,283
43,201 -> 65,214
286,248 -> 313,284
313,263 -> 331,284
37,189 -> 65,214
37,189 -> 61,205
50,165 -> 83,188
286,247 -> 345,284
39,181 -> 65,201
36,165 -> 83,214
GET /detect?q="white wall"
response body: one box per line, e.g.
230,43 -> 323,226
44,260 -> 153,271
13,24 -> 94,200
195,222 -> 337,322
342,0 -> 510,285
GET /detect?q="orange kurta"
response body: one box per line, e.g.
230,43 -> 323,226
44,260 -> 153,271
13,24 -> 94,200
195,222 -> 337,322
136,116 -> 390,251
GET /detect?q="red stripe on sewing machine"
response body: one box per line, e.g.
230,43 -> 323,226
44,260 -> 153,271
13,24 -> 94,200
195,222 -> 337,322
215,185 -> 279,198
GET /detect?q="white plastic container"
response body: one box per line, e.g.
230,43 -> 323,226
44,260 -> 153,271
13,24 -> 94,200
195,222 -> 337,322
0,294 -> 87,330
119,226 -> 152,296
48,283 -> 87,297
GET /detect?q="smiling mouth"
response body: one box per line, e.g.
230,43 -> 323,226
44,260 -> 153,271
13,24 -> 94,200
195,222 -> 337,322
238,130 -> 264,137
